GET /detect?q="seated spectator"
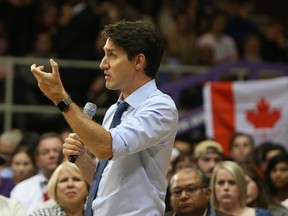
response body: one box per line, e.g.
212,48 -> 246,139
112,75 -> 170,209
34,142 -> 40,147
29,161 -> 89,216
193,140 -> 224,180
25,32 -> 57,58
0,129 -> 23,178
0,144 -> 38,197
166,167 -> 232,216
0,154 -> 14,197
10,132 -> 63,214
210,161 -> 272,216
243,164 -> 288,216
223,0 -> 260,54
165,147 -> 193,210
171,154 -> 195,176
241,34 -> 263,62
261,19 -> 287,63
197,11 -> 238,65
265,153 -> 288,206
173,139 -> 193,156
11,144 -> 38,184
0,194 -> 26,216
229,132 -> 254,165
253,141 -> 287,172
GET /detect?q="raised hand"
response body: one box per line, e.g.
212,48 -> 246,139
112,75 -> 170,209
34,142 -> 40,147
30,58 -> 68,105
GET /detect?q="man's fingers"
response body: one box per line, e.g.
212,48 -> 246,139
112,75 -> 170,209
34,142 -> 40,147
31,64 -> 45,80
69,133 -> 80,140
50,58 -> 60,77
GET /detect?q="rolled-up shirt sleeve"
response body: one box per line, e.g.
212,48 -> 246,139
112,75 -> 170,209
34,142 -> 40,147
105,81 -> 178,161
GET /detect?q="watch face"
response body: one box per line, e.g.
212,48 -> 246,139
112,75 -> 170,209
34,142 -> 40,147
57,101 -> 67,112
57,97 -> 73,112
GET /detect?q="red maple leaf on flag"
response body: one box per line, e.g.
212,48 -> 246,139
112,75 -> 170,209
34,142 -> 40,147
246,98 -> 281,128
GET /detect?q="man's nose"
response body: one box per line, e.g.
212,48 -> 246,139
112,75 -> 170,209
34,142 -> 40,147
100,57 -> 108,70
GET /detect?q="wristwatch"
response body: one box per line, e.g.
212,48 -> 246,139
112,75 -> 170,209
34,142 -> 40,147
56,96 -> 73,112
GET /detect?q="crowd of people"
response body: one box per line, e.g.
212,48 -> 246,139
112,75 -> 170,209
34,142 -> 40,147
1,128 -> 288,215
0,0 -> 287,107
0,0 -> 288,216
165,133 -> 288,216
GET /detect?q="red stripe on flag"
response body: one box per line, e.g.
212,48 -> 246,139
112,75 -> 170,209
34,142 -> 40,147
210,82 -> 235,156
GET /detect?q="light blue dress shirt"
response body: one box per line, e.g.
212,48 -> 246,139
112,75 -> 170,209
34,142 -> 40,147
92,79 -> 178,215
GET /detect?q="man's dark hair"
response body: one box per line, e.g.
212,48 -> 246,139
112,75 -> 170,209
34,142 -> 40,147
102,20 -> 164,79
265,153 -> 288,195
170,167 -> 209,189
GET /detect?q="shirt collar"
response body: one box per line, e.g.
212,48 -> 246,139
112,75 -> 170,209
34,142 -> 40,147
118,80 -> 157,109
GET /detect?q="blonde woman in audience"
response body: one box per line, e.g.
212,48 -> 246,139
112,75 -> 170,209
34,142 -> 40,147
29,161 -> 89,216
210,161 -> 272,216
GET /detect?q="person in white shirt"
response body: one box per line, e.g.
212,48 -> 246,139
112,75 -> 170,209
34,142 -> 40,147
10,132 -> 63,214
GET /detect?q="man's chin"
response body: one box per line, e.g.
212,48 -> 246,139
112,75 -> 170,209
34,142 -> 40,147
105,83 -> 116,91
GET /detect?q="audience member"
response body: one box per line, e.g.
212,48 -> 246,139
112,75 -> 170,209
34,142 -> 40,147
164,11 -> 198,65
25,32 -> 57,59
260,19 -> 287,62
35,1 -> 59,36
56,0 -> 101,60
0,141 -> 37,197
223,0 -> 260,55
265,153 -> 288,206
243,164 -> 288,216
0,194 -> 26,216
0,0 -> 40,56
228,132 -> 254,165
10,132 -> 63,214
254,141 -> 287,172
0,128 -> 23,178
210,160 -> 272,216
193,140 -> 224,180
29,161 -> 89,216
241,34 -> 263,62
0,154 -> 14,197
166,167 -> 232,216
11,144 -> 37,184
55,0 -> 102,106
173,139 -> 193,156
171,154 -> 195,175
197,11 -> 238,65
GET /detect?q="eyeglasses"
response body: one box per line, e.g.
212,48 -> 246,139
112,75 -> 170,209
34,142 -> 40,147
172,184 -> 205,198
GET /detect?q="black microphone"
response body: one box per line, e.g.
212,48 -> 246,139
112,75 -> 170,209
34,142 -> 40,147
68,102 -> 97,163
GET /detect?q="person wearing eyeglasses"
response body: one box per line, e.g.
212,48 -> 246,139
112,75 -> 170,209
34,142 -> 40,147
166,167 -> 232,216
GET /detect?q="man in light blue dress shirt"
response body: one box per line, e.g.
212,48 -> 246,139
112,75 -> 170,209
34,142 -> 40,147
30,20 -> 179,215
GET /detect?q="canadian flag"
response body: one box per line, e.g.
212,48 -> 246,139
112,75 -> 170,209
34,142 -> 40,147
203,77 -> 288,156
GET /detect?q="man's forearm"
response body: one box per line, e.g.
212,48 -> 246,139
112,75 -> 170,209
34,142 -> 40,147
63,103 -> 113,160
76,154 -> 97,185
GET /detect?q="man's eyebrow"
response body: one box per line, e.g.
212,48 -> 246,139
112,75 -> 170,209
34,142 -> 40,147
103,47 -> 116,52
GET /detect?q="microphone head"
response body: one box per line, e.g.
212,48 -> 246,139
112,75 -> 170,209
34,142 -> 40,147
83,102 -> 97,119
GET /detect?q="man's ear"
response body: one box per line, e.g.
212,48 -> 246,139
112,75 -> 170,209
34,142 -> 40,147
134,54 -> 145,71
205,187 -> 212,199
